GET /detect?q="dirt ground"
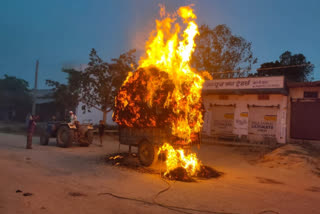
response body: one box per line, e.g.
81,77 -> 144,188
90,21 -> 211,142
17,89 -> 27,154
0,133 -> 319,214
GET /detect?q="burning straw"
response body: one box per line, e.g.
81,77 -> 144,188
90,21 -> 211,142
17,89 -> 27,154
113,5 -> 213,178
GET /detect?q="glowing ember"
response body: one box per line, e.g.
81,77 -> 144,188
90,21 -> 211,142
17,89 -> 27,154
113,5 -> 207,176
108,155 -> 123,160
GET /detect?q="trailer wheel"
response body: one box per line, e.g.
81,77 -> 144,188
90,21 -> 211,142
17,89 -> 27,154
138,140 -> 158,166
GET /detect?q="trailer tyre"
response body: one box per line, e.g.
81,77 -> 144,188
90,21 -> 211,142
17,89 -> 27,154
138,140 -> 158,166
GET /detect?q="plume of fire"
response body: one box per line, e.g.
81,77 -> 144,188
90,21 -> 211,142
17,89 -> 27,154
113,5 -> 207,176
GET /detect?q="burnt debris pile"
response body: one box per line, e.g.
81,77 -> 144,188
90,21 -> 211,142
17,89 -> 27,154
165,165 -> 222,182
105,153 -> 222,182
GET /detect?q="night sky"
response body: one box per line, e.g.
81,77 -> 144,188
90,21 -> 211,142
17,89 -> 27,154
1,0 -> 319,88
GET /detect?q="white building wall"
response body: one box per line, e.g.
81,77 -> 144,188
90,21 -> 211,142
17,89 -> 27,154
75,102 -> 117,126
202,94 -> 287,144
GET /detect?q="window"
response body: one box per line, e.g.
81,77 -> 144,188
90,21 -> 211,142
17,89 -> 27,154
219,95 -> 229,100
304,91 -> 318,98
258,94 -> 270,100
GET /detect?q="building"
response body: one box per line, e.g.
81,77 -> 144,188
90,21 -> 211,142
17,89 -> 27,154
202,76 -> 288,144
34,89 -> 56,121
287,81 -> 320,143
76,102 -> 116,126
0,104 -> 18,121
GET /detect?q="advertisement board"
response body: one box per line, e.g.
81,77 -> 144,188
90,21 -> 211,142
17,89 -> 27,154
211,106 -> 235,135
248,107 -> 278,138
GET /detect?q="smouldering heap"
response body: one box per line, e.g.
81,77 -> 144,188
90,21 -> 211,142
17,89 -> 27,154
113,5 -> 206,176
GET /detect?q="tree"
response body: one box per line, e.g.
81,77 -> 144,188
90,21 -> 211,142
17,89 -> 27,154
46,68 -> 82,118
81,48 -> 137,123
0,75 -> 32,121
254,51 -> 314,82
191,24 -> 257,79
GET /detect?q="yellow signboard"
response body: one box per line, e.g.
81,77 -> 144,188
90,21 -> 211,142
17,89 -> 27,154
264,115 -> 277,121
224,113 -> 234,119
240,112 -> 248,117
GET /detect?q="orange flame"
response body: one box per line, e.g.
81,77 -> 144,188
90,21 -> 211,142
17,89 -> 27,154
138,5 -> 204,141
159,143 -> 201,176
114,5 -> 205,175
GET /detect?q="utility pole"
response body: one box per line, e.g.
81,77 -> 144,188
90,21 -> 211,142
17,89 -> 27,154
32,60 -> 39,115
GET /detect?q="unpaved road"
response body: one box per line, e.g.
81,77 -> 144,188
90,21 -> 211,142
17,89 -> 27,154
0,133 -> 319,214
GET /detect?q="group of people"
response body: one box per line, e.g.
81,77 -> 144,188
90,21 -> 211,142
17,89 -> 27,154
26,111 -> 106,149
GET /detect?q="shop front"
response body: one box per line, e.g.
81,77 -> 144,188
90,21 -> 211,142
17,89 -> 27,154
202,76 -> 287,144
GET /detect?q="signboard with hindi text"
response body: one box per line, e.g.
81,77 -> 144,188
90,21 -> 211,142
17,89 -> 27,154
203,76 -> 284,90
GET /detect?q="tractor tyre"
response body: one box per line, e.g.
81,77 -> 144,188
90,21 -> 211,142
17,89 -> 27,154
86,130 -> 94,144
40,131 -> 49,145
79,130 -> 93,147
56,126 -> 74,148
82,130 -> 93,146
138,140 -> 158,166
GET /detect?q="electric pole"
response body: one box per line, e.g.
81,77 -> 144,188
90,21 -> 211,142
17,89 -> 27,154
32,60 -> 39,115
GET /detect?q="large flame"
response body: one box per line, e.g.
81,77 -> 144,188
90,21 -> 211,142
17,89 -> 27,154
113,5 -> 205,176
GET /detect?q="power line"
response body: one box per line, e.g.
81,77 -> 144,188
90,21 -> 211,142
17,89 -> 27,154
256,64 -> 312,71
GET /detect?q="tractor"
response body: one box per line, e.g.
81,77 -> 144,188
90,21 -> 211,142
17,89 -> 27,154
40,121 -> 94,147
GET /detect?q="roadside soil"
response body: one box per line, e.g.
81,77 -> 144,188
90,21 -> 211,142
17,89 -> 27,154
0,133 -> 319,214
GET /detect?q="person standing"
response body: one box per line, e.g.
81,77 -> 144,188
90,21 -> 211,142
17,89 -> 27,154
25,113 -> 31,127
98,120 -> 105,147
26,115 -> 37,149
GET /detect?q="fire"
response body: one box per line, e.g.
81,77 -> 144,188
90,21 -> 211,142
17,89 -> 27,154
159,143 -> 201,176
113,5 -> 206,176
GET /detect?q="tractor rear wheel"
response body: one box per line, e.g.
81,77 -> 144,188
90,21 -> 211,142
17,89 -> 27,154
86,130 -> 94,144
56,126 -> 74,148
40,131 -> 49,145
138,140 -> 158,166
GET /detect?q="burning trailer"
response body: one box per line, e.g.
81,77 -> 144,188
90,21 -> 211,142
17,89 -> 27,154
113,5 -> 214,179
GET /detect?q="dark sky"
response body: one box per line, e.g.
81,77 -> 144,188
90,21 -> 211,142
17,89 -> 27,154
1,0 -> 320,88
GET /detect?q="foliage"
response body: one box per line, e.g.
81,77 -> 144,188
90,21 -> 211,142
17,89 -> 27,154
191,24 -> 257,79
46,49 -> 137,123
46,68 -> 82,116
254,51 -> 314,82
81,48 -> 137,122
0,75 -> 32,121
0,75 -> 30,92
